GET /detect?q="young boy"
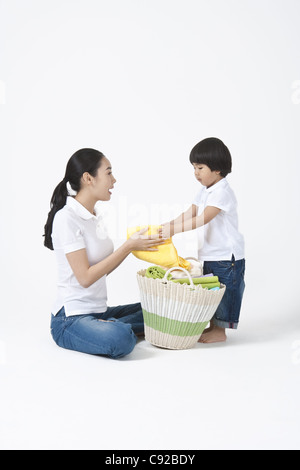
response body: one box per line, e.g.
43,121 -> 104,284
160,137 -> 245,343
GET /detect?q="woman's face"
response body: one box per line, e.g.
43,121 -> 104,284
92,157 -> 117,201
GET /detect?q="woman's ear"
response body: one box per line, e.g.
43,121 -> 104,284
82,172 -> 93,185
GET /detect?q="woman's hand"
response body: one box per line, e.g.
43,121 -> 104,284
126,227 -> 167,252
67,228 -> 167,288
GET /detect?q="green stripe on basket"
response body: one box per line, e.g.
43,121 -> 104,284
142,309 -> 209,337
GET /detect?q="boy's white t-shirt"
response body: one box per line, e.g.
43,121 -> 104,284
193,178 -> 245,261
51,196 -> 114,316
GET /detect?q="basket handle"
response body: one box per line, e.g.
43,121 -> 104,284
162,267 -> 195,287
185,257 -> 203,265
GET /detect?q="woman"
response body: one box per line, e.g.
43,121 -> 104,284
44,148 -> 165,359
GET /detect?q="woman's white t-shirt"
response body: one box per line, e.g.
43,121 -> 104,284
193,178 -> 245,262
51,197 -> 114,316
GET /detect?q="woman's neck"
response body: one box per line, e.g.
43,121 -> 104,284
74,192 -> 96,215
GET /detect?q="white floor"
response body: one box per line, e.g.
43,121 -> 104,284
1,296 -> 299,451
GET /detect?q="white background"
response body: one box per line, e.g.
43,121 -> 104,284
0,0 -> 300,450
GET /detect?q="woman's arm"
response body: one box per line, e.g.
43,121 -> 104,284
66,228 -> 166,288
161,206 -> 221,237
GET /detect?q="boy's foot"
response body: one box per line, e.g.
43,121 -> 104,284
201,324 -> 213,334
198,326 -> 227,343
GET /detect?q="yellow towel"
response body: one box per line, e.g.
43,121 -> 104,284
127,225 -> 191,270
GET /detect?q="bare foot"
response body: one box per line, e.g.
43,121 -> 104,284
201,323 -> 214,335
199,326 -> 227,343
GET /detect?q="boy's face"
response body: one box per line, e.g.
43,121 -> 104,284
192,163 -> 223,188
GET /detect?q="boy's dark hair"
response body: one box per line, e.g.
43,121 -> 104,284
189,137 -> 232,177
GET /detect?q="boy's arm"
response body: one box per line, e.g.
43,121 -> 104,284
164,205 -> 198,227
161,206 -> 221,237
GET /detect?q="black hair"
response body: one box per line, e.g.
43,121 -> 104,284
189,137 -> 232,177
43,148 -> 105,250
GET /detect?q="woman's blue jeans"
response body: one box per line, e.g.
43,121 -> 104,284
51,303 -> 144,359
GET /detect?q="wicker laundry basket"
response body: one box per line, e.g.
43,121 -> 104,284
137,267 -> 226,350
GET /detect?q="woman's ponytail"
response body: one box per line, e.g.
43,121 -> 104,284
43,178 -> 69,250
43,148 -> 105,251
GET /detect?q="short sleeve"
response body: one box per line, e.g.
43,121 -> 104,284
52,211 -> 86,254
192,188 -> 204,207
206,187 -> 233,212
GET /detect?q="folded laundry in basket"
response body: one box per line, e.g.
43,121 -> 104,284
171,276 -> 219,285
174,281 -> 220,289
145,266 -> 220,289
146,266 -> 172,280
200,283 -> 221,289
171,277 -> 220,289
127,225 -> 191,270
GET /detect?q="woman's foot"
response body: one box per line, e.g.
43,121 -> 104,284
199,325 -> 227,343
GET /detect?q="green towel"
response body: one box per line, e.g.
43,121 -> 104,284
146,266 -> 172,280
171,276 -> 219,285
200,282 -> 220,290
172,279 -> 220,289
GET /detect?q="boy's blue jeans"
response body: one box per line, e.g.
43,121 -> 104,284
203,256 -> 246,329
51,303 -> 144,359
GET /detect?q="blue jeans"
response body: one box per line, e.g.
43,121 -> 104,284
51,303 -> 144,359
203,256 -> 246,329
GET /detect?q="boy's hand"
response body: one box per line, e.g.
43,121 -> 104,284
158,223 -> 175,239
